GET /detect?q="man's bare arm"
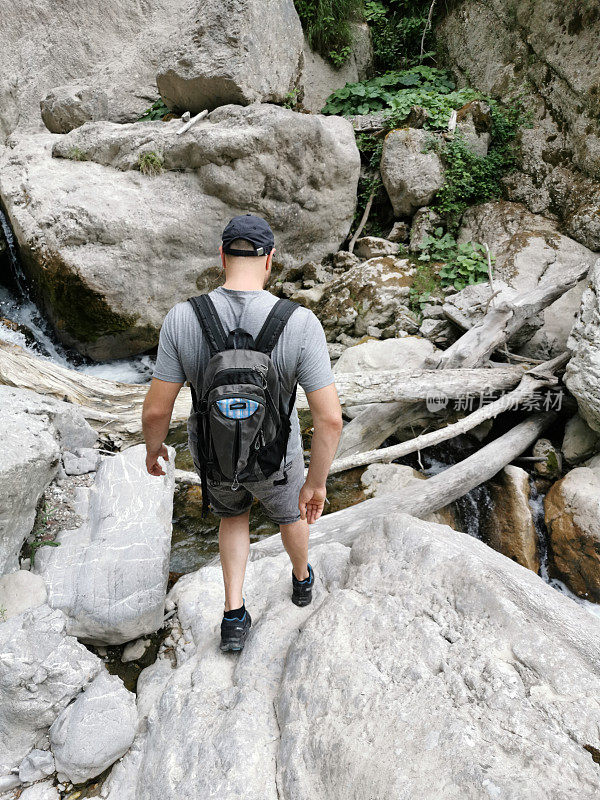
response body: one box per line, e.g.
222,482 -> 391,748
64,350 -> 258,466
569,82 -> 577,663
142,377 -> 184,476
300,382 -> 343,524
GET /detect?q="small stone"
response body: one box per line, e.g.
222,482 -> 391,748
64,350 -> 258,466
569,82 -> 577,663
366,326 -> 382,339
421,303 -> 445,319
19,780 -> 60,800
533,439 -> 562,479
0,774 -> 21,792
62,448 -> 100,476
562,413 -> 600,465
18,749 -> 55,783
354,237 -> 400,260
0,571 -> 47,621
386,221 -> 410,243
332,251 -> 361,271
121,638 -> 150,663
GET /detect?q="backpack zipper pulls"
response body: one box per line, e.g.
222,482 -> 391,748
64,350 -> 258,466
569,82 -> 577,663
253,364 -> 268,387
231,472 -> 240,491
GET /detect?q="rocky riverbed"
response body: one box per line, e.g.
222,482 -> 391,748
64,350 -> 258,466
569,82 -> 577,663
2,0 -> 600,798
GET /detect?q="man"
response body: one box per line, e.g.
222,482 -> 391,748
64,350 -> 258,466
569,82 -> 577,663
142,214 -> 342,651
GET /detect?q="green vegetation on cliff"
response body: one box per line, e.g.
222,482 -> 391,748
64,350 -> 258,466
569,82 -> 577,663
294,0 -> 364,66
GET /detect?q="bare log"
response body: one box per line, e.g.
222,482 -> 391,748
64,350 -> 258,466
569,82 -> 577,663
432,265 -> 590,369
329,353 -> 569,474
251,412 -> 556,559
0,342 -> 192,446
348,187 -> 376,254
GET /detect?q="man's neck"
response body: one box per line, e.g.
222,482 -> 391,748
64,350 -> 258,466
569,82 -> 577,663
222,278 -> 265,291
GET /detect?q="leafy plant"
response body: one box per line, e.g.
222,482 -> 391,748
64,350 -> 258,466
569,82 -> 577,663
66,147 -> 86,162
408,260 -> 444,314
137,151 -> 164,176
425,99 -> 533,223
322,67 -> 464,120
283,87 -> 301,110
416,228 -> 493,291
138,99 -> 170,122
30,539 -> 61,567
365,0 -> 437,71
294,0 -> 364,66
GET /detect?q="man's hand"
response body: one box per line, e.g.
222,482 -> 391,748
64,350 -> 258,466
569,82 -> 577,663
299,482 -> 327,525
146,444 -> 170,477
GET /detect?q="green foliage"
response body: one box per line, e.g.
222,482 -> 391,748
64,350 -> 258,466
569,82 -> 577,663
294,0 -> 364,66
322,67 -> 475,129
0,605 -> 6,623
408,261 -> 443,315
137,151 -> 164,176
355,132 -> 384,169
425,99 -> 532,223
66,147 -> 86,162
364,0 -> 436,71
138,99 -> 170,121
283,87 -> 301,110
416,228 -> 493,291
30,539 -> 61,567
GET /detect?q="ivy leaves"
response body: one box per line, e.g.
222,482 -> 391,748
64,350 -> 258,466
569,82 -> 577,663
417,229 -> 493,292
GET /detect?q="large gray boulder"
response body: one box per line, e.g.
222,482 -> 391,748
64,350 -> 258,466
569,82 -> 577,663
50,670 -> 137,784
457,201 -> 595,357
0,386 -> 96,575
380,128 -> 444,217
299,24 -> 373,113
566,259 -> 600,433
102,512 -> 600,799
0,604 -> 101,775
40,84 -> 109,134
34,444 -> 175,645
0,105 -> 359,360
0,0 -> 189,139
157,0 -> 303,114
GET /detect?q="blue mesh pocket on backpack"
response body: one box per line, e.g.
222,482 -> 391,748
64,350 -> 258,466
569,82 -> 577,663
216,398 -> 260,419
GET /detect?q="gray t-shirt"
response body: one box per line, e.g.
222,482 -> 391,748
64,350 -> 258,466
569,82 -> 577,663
152,287 -> 334,457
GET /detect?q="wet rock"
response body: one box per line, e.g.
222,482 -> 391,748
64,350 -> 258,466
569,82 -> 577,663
533,439 -> 562,479
545,467 -> 600,601
102,512 -> 600,799
354,236 -> 400,260
458,202 -> 594,357
49,670 -> 136,784
156,0 -> 303,113
299,23 -> 373,113
34,444 -> 175,645
121,638 -> 151,663
482,465 -> 539,572
0,604 -> 101,774
566,259 -> 600,433
314,256 -> 417,342
18,749 -> 55,783
0,571 -> 47,620
40,84 -> 109,133
1,386 -> 94,575
380,128 -> 444,217
562,414 -> 600,465
0,106 -> 359,360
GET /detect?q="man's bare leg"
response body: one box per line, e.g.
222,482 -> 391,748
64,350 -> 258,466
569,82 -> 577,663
280,518 -> 310,581
219,510 -> 251,611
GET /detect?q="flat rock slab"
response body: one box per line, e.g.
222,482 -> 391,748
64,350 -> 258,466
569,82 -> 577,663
34,444 -> 175,645
102,513 -> 600,799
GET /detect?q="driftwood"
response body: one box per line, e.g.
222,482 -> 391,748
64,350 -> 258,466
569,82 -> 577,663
433,264 -> 590,369
251,412 -> 556,558
329,353 -> 568,474
0,342 -> 192,446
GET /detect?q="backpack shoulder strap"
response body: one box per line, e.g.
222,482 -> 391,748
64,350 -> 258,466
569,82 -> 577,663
254,298 -> 300,355
188,294 -> 228,357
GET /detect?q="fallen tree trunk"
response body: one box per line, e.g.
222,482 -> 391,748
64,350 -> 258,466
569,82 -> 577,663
433,265 -> 590,369
330,353 -> 568,474
251,412 -> 556,558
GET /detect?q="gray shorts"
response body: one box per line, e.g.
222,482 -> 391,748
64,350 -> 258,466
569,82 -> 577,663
204,451 -> 305,525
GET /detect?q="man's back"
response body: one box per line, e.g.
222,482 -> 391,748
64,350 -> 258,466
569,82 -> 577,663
152,286 -> 334,458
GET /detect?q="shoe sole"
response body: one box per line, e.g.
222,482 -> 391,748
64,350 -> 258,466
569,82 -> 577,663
292,595 -> 312,607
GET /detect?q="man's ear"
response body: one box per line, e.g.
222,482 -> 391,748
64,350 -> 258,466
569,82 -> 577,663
266,248 -> 276,270
219,244 -> 226,272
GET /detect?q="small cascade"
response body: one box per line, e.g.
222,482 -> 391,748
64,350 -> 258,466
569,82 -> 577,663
0,209 -> 155,383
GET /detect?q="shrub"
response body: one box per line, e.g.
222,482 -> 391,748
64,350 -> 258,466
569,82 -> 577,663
66,146 -> 86,162
294,0 -> 364,66
137,99 -> 170,122
364,0 -> 436,71
137,151 -> 164,176
416,228 -> 493,291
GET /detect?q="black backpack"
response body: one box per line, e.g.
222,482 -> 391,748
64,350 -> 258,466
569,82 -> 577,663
187,294 -> 300,515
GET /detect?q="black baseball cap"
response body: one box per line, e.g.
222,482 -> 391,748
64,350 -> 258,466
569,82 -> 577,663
221,214 -> 275,257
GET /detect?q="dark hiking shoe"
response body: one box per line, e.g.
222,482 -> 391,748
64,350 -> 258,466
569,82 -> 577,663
220,608 -> 252,652
292,563 -> 314,607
